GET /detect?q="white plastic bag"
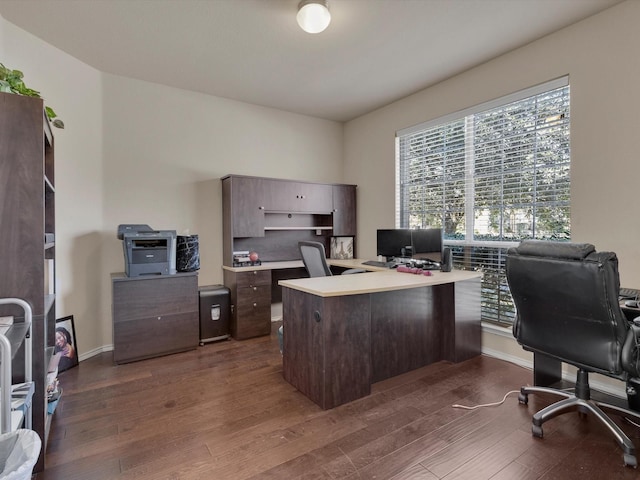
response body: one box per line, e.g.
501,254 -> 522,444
0,429 -> 41,480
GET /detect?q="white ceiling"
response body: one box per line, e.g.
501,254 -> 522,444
0,0 -> 622,122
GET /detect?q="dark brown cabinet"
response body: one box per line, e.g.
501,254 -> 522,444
264,180 -> 333,213
0,92 -> 55,472
223,269 -> 272,340
221,175 -> 357,266
332,184 -> 357,236
225,175 -> 267,238
112,273 -> 199,364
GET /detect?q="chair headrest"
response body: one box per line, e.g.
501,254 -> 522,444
510,240 -> 596,260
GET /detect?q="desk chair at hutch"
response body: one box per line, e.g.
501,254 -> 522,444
506,240 -> 640,468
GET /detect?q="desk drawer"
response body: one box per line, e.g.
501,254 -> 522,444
236,270 -> 271,288
234,304 -> 271,339
237,285 -> 271,310
233,285 -> 271,339
113,311 -> 199,363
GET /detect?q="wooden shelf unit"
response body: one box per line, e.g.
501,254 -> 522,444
0,92 -> 56,473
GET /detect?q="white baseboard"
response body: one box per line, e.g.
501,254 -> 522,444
78,344 -> 113,363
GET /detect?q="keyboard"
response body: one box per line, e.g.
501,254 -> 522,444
362,260 -> 396,268
620,287 -> 639,299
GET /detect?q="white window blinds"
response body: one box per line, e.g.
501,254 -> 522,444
396,77 -> 570,325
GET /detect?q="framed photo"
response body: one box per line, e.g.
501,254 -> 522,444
330,236 -> 354,260
54,315 -> 78,373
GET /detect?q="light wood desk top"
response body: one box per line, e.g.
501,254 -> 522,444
279,265 -> 481,297
221,258 -> 391,273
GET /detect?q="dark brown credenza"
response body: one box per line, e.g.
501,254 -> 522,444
111,272 -> 199,364
279,269 -> 482,409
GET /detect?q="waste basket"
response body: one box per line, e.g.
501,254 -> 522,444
0,429 -> 41,480
198,285 -> 230,345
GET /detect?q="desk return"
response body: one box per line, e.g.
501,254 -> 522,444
279,269 -> 482,409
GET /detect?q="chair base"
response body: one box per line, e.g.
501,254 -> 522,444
519,382 -> 640,468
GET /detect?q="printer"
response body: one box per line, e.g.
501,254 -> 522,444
117,224 -> 177,277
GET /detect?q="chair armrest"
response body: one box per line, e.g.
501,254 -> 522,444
622,323 -> 640,377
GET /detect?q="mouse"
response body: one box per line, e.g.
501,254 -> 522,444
625,300 -> 639,308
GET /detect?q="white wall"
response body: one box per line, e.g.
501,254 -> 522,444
1,17 -> 104,360
99,75 -> 343,353
1,13 -> 344,357
343,0 -> 640,395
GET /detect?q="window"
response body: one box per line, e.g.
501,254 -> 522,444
396,77 -> 570,326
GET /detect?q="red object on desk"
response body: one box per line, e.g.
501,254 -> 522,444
396,265 -> 433,276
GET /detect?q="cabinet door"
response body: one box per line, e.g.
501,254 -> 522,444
332,184 -> 357,237
230,177 -> 266,238
265,180 -> 333,213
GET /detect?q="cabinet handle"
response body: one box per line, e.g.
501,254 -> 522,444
259,206 -> 265,210
253,271 -> 258,275
157,316 -> 162,320
253,286 -> 257,291
253,303 -> 257,308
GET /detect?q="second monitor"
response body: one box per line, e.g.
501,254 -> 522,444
376,228 -> 443,261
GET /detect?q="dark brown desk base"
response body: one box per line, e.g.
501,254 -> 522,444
282,277 -> 481,409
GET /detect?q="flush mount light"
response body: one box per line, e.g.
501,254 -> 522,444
297,0 -> 331,34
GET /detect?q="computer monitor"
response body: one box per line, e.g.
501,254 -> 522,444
411,228 -> 443,261
376,229 -> 412,259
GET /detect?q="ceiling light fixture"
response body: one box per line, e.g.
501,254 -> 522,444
297,0 -> 331,34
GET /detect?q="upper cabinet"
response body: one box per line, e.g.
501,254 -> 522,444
263,180 -> 333,214
226,176 -> 267,238
221,175 -> 357,265
332,185 -> 357,237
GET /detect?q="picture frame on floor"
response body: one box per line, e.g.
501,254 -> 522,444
55,315 -> 79,372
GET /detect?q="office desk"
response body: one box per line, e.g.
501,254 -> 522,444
279,268 -> 482,409
222,259 -> 391,339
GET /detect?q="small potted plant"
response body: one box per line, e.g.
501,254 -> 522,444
0,62 -> 64,128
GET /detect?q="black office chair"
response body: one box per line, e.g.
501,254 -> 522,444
506,240 -> 640,467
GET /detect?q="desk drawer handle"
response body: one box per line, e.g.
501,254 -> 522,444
253,286 -> 257,291
314,310 -> 321,323
253,302 -> 257,308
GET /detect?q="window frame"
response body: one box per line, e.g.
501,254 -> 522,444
395,77 -> 570,326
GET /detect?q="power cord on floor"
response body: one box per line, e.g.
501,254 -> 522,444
452,390 -> 520,410
452,386 -> 577,410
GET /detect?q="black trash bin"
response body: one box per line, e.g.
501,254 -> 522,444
198,285 -> 230,345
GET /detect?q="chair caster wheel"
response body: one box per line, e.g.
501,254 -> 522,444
624,454 -> 637,468
532,424 -> 543,438
518,392 -> 528,405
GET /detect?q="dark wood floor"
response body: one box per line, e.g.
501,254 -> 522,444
36,323 -> 640,480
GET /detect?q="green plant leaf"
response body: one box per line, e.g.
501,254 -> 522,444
1,61 -> 64,128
